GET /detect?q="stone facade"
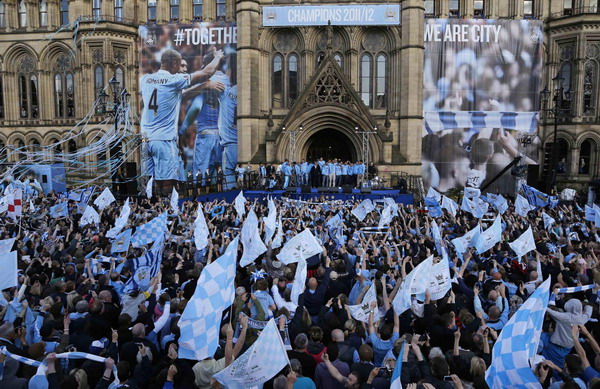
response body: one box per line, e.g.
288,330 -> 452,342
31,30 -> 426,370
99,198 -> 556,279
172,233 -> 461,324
0,0 -> 598,187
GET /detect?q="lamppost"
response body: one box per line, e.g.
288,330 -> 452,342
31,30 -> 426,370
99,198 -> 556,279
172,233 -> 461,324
97,75 -> 131,192
540,73 -> 572,193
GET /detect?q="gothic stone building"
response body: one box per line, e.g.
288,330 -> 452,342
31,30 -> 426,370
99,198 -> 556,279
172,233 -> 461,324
0,0 -> 598,188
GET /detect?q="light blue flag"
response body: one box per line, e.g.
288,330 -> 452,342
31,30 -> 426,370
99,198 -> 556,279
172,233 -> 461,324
431,220 -> 443,255
111,229 -> 132,253
123,233 -> 164,293
451,224 -> 481,254
392,256 -> 433,315
487,194 -> 508,215
586,205 -> 596,222
441,195 -> 459,217
130,212 -> 168,248
50,202 -> 68,218
390,341 -> 405,388
178,237 -> 238,361
472,197 -> 489,219
424,197 -> 443,218
475,215 -> 502,254
515,194 -> 533,218
485,278 -> 551,389
214,318 -> 290,389
522,184 -> 550,208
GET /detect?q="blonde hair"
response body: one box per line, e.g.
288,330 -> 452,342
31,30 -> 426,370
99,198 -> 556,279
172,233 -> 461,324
470,357 -> 486,378
69,368 -> 89,389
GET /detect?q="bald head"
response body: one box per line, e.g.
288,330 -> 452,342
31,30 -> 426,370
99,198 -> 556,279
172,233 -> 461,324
308,277 -> 318,290
332,329 -> 344,342
160,49 -> 183,74
98,290 -> 112,302
132,323 -> 145,338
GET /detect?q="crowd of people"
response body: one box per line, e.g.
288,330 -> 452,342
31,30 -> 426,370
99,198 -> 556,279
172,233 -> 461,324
0,183 -> 599,389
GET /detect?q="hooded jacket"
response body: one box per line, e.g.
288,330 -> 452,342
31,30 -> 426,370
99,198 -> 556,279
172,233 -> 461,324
547,299 -> 592,348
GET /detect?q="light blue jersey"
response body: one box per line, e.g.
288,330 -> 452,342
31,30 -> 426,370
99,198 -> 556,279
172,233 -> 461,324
218,85 -> 238,146
140,70 -> 191,141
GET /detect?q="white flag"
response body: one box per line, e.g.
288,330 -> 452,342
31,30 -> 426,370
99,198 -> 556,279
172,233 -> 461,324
348,283 -> 381,323
29,199 -> 35,213
542,212 -> 555,230
423,251 -> 452,301
475,215 -> 502,254
264,197 -> 277,244
146,177 -> 153,198
240,209 -> 267,267
441,195 -> 459,217
427,187 -> 442,202
234,190 -> 246,217
106,198 -> 131,239
0,238 -> 16,254
170,187 -> 179,215
290,257 -> 307,305
0,196 -> 7,213
383,198 -> 399,216
93,187 -> 116,211
271,213 -> 284,249
594,205 -> 600,227
276,229 -> 322,265
194,204 -> 209,251
214,319 -> 290,389
515,194 -> 533,218
378,204 -> 394,229
392,256 -> 433,315
508,226 -> 536,259
351,199 -> 375,222
0,251 -> 18,291
80,205 -> 100,227
451,224 -> 481,254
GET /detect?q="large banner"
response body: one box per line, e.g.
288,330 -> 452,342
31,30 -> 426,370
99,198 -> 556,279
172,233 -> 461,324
422,20 -> 543,194
138,23 -> 237,187
262,5 -> 400,26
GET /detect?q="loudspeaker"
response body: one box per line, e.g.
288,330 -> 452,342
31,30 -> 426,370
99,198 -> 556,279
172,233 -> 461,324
361,187 -> 372,194
318,187 -> 328,193
301,185 -> 311,193
286,187 -> 297,193
342,185 -> 353,194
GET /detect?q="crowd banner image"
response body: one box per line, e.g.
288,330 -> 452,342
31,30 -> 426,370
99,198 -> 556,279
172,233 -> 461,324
422,19 -> 544,194
262,4 -> 401,27
138,23 -> 238,188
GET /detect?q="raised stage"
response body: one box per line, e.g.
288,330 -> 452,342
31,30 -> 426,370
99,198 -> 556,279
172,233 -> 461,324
192,188 -> 414,204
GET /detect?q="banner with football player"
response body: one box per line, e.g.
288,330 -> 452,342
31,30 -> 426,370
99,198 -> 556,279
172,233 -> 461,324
138,23 -> 238,188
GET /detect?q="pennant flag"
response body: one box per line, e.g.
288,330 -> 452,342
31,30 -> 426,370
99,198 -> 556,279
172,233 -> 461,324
424,197 -> 443,218
451,224 -> 481,254
130,212 -> 168,248
441,195 -> 459,217
106,198 -> 131,239
0,251 -> 18,291
80,205 -> 100,227
179,237 -> 238,361
234,190 -> 246,217
146,177 -> 153,199
542,212 -> 555,230
111,229 -> 132,253
351,199 -> 375,221
475,215 -> 502,254
214,318 -> 290,389
264,197 -> 277,244
585,205 -> 596,222
194,204 -> 209,251
391,341 -> 405,388
123,234 -> 164,293
240,209 -> 267,267
515,194 -> 534,218
276,228 -> 322,265
290,257 -> 307,305
7,189 -> 22,220
170,187 -> 179,215
426,187 -> 442,202
271,213 -> 284,249
0,238 -> 16,254
50,202 -> 68,219
485,278 -> 551,389
378,204 -> 394,229
508,227 -> 536,259
348,283 -> 381,323
93,187 -> 116,211
392,256 -> 433,315
522,184 -> 551,208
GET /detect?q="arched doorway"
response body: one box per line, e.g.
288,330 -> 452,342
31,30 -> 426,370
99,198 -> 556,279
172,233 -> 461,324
304,129 -> 357,162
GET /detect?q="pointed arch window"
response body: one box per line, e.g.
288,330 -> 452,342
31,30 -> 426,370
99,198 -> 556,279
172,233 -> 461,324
375,54 -> 387,108
0,141 -> 6,162
39,0 -> 48,27
115,66 -> 125,89
272,54 -> 283,108
360,54 -> 372,107
17,140 -> 26,161
333,53 -> 343,69
18,0 -> 27,28
288,54 -> 298,105
580,139 -> 596,175
18,55 -> 38,119
584,60 -> 597,115
94,65 -> 104,98
271,53 -> 300,109
0,76 -> 4,119
54,54 -> 75,118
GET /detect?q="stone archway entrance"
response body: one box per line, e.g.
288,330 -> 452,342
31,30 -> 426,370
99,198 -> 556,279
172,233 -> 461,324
304,128 -> 357,162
